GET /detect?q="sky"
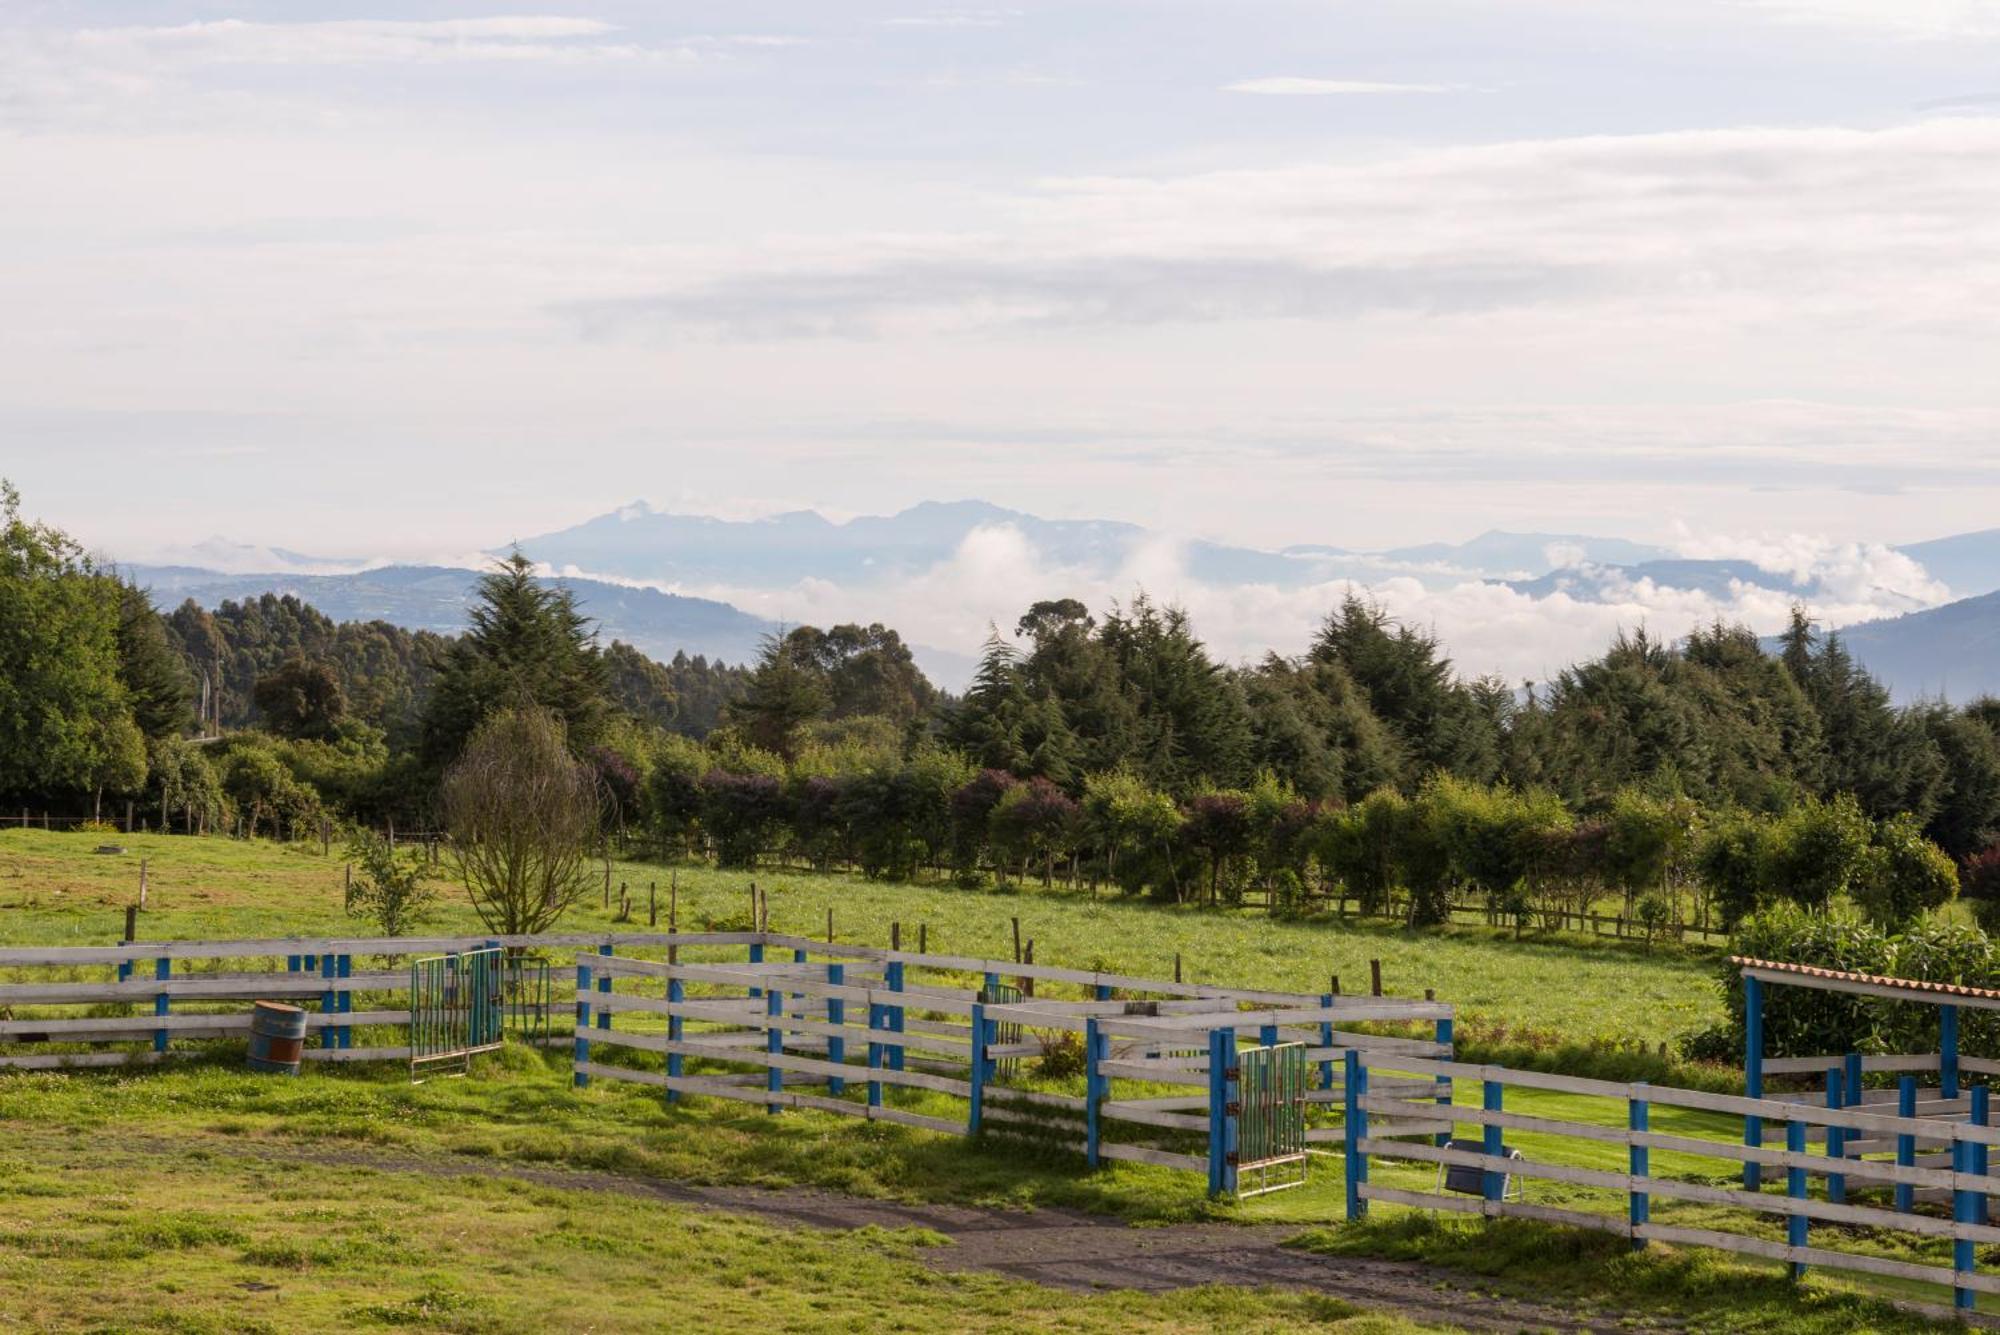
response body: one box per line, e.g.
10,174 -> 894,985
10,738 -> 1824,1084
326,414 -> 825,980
5,2 -> 2000,676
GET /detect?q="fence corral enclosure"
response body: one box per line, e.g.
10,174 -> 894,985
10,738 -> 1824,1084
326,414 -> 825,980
575,930 -> 1454,1196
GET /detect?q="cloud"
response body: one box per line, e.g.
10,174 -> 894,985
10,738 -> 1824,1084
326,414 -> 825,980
64,17 -> 693,69
613,522 -> 1955,692
885,10 -> 1021,28
549,118 -> 2000,343
1742,0 -> 2000,39
1223,77 -> 1463,95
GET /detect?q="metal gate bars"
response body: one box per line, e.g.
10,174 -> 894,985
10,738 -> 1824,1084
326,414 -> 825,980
1236,1041 -> 1309,1197
410,946 -> 506,1081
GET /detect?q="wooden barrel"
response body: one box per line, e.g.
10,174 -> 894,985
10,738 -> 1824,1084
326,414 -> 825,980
247,1001 -> 307,1075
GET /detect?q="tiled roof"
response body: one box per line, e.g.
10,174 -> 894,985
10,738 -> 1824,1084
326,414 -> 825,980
1731,956 -> 2000,1002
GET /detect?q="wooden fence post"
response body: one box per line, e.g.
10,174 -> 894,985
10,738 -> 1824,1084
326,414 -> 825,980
1481,1080 -> 1505,1201
765,988 -> 784,1115
573,961 -> 592,1087
153,956 -> 171,1054
1787,1119 -> 1808,1279
666,971 -> 684,1103
826,964 -> 845,1097
884,957 -> 905,1072
1896,1076 -> 1918,1212
1974,1085 -> 1992,1226
971,1001 -> 990,1135
1343,1048 -> 1368,1219
1629,1083 -> 1650,1249
596,943 -> 613,1031
1208,1026 -> 1238,1197
1825,1067 -> 1846,1204
338,953 -> 352,1048
1370,959 -> 1383,996
1086,1016 -> 1109,1165
1955,1133 -> 1979,1313
1943,1005 -> 1962,1100
1743,974 -> 1765,1190
1435,1011 -> 1455,1145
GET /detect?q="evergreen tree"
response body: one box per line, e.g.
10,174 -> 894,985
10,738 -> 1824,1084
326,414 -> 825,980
419,552 -> 609,766
727,632 -> 831,760
115,582 -> 192,739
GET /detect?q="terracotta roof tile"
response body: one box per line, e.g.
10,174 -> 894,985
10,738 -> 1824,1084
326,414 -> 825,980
1730,956 -> 2000,1002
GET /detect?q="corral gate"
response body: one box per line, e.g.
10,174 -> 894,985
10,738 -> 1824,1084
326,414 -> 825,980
1236,1041 -> 1309,1197
410,946 -> 505,1080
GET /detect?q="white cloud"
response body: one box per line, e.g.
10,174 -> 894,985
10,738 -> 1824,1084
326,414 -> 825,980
1223,77 -> 1463,95
1743,0 -> 2000,39
885,10 -> 1021,29
632,522 -> 1953,690
64,17 -> 691,69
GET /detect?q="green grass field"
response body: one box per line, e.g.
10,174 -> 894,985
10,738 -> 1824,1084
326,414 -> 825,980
0,828 -> 1727,1053
0,829 -> 1967,1332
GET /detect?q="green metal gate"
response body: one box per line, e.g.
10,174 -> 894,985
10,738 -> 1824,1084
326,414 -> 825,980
978,982 -> 1023,1078
1237,1041 -> 1309,1197
410,947 -> 505,1080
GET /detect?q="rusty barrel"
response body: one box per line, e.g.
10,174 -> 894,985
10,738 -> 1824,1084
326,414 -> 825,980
247,1000 -> 307,1075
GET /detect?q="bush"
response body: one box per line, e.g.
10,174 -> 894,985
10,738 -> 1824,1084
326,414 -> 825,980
1855,813 -> 1958,927
1726,905 -> 1888,1058
344,827 -> 435,936
1966,844 -> 2000,934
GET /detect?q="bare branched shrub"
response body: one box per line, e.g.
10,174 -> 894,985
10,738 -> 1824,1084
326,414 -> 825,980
441,706 -> 601,937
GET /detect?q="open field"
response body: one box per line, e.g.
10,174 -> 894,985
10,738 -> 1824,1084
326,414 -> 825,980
0,829 -> 1727,1053
3,829 -> 1973,1332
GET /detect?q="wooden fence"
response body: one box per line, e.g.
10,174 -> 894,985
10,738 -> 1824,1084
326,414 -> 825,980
574,932 -> 1454,1196
1347,1052 -> 2000,1324
0,931 -> 752,1070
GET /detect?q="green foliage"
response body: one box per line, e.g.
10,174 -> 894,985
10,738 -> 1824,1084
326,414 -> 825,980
1697,810 -> 1770,930
1726,905 -> 1888,1058
0,482 -> 136,801
210,734 -> 324,836
1319,788 -> 1406,915
1765,793 -> 1871,911
147,735 -> 223,832
726,632 -> 831,759
420,552 -> 610,767
251,655 -> 347,740
1855,812 -> 1959,926
343,827 -> 436,936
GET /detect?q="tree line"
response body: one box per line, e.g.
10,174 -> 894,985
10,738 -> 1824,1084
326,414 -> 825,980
6,482 -> 1999,939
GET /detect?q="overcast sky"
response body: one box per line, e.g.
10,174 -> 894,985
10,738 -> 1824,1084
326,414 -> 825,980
5,0 -> 2000,569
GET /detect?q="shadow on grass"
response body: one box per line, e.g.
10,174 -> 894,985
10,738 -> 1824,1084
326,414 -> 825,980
1292,1213 -> 1958,1334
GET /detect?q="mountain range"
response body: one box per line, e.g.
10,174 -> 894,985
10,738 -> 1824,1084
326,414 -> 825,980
121,501 -> 2000,701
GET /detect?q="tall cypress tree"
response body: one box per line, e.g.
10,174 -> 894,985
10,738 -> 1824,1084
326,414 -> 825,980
420,552 -> 608,766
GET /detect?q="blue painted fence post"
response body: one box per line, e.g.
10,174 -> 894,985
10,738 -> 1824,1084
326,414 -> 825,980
153,957 -> 171,1054
573,962 -> 592,1088
1744,974 -> 1764,1190
867,998 -> 884,1110
666,973 -> 684,1103
1897,1075 -> 1918,1213
1954,1133 -> 1979,1313
1435,1014 -> 1455,1147
1787,1119 -> 1809,1280
1208,1027 -> 1236,1197
826,963 -> 845,1097
1095,982 -> 1113,1002
748,942 -> 763,999
319,953 -> 337,1051
1085,1016 -> 1103,1165
337,953 -> 352,1048
1259,1021 -> 1279,1051
1222,1029 -> 1240,1197
969,1003 -> 988,1134
1629,1083 -> 1650,1249
885,960 -> 906,1072
765,988 -> 784,1114
1943,1005 -> 1961,1101
1482,1080 -> 1505,1202
1844,1051 -> 1863,1110
1319,993 -> 1335,1097
1825,1067 -> 1846,1205
1974,1085 -> 1991,1226
595,943 -> 612,1031
1344,1048 -> 1369,1220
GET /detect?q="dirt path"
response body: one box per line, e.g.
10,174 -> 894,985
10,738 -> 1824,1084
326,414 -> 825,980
208,1139 -> 1639,1333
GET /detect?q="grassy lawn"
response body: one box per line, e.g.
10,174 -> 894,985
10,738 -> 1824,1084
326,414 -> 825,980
8,829 -> 1967,1332
0,828 -> 1726,1052
0,1119 -> 1411,1334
